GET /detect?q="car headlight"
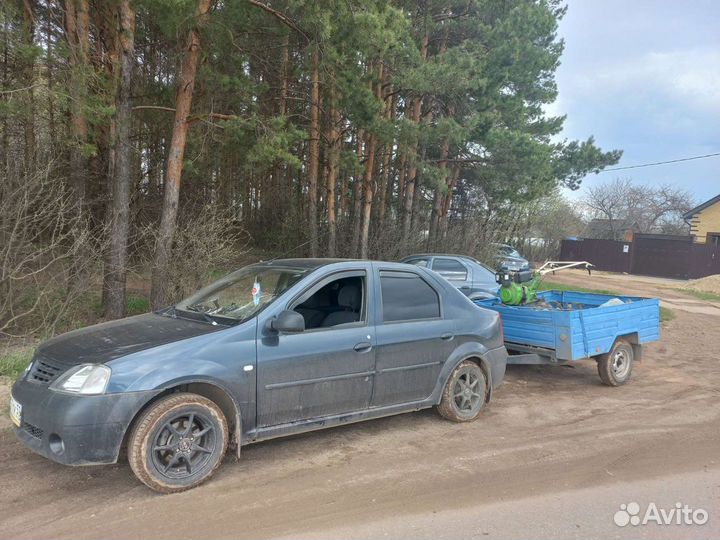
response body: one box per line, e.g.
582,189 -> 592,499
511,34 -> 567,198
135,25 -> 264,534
49,364 -> 111,395
22,360 -> 33,377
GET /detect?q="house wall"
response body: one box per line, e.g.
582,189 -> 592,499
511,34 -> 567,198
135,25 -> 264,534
689,201 -> 720,243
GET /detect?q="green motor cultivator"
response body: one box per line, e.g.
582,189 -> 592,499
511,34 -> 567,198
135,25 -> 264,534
496,261 -> 594,306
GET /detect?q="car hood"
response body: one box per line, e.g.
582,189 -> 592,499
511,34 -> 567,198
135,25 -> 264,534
35,313 -> 225,366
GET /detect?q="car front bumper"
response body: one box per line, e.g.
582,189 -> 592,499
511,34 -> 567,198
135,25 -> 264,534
11,378 -> 159,466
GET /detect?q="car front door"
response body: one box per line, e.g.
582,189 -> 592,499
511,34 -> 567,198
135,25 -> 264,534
371,268 -> 455,407
431,257 -> 473,296
256,268 -> 376,427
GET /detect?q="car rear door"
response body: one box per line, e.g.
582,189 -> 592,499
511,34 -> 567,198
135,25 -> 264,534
370,267 -> 455,407
431,257 -> 473,296
470,261 -> 500,296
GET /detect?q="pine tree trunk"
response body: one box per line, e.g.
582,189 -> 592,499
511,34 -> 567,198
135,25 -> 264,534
428,137 -> 450,247
270,32 -> 289,220
104,0 -> 135,319
150,0 -> 212,308
359,61 -> 382,259
349,130 -> 364,257
439,163 -> 460,240
359,132 -> 376,259
396,153 -> 407,210
46,1 -> 56,150
325,90 -> 340,257
1,20 -> 10,219
21,0 -> 36,171
65,0 -> 91,210
400,94 -> 422,246
377,90 -> 395,231
306,47 -> 320,257
401,29 -> 429,248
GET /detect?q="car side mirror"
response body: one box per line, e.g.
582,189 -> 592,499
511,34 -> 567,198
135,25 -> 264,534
270,310 -> 305,333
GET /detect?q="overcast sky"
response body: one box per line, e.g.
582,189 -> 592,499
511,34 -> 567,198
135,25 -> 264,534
550,0 -> 719,204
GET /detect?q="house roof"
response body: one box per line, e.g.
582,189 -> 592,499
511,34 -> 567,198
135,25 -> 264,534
581,218 -> 638,239
683,193 -> 720,219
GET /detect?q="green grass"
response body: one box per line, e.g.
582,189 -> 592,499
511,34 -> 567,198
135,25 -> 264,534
660,307 -> 675,323
0,348 -> 34,379
673,288 -> 720,302
92,293 -> 150,318
127,294 -> 150,316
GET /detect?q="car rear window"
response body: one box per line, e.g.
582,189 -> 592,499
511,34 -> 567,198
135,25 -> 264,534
380,271 -> 440,322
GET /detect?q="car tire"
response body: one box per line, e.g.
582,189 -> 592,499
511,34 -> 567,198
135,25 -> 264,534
597,339 -> 634,386
437,360 -> 488,422
128,392 -> 228,493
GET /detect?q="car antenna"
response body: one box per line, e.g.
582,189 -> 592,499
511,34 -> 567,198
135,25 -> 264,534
264,238 -> 313,263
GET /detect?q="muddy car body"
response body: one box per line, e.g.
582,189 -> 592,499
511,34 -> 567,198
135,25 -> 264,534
11,259 -> 507,492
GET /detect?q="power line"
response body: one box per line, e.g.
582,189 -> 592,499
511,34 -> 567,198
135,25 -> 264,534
598,152 -> 720,172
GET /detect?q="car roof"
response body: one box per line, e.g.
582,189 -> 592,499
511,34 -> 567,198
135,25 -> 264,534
401,253 -> 481,263
253,258 -> 420,271
253,258 -> 360,270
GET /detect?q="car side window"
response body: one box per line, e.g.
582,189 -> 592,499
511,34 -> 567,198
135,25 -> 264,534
405,258 -> 429,267
291,274 -> 366,330
380,271 -> 440,323
431,258 -> 468,281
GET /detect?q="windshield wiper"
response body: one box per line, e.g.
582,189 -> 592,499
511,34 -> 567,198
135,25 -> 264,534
158,305 -> 178,318
183,305 -> 220,326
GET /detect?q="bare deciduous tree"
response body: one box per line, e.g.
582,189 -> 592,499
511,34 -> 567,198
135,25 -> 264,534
583,179 -> 694,237
0,164 -> 100,338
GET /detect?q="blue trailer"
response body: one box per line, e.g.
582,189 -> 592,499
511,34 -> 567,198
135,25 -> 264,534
474,290 -> 660,386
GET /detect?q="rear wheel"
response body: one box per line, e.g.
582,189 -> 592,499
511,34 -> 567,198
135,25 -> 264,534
437,360 -> 488,422
128,393 -> 228,493
597,340 -> 634,386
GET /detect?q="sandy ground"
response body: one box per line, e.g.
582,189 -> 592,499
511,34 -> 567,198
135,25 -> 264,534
684,275 -> 720,295
1,271 -> 719,540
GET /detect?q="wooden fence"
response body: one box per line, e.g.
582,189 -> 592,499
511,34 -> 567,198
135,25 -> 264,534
560,234 -> 720,280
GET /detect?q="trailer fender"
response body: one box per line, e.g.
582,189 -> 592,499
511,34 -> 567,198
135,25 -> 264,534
613,332 -> 642,362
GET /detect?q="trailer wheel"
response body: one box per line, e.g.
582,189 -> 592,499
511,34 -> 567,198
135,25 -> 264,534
128,393 -> 228,493
437,360 -> 488,422
597,339 -> 634,386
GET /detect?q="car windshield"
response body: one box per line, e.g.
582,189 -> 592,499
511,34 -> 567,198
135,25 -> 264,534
174,265 -> 308,323
498,246 -> 520,257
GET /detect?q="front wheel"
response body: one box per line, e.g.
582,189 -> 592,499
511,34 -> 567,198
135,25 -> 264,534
128,393 -> 228,493
597,340 -> 634,386
437,360 -> 488,422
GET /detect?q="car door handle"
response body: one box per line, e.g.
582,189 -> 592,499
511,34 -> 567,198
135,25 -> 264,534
441,333 -> 454,341
353,342 -> 372,353
459,285 -> 470,290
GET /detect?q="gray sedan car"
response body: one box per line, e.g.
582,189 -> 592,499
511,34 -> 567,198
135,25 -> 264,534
401,254 -> 500,299
10,259 -> 507,492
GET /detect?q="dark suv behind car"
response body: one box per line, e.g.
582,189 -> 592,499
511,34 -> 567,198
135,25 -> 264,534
493,244 -> 531,272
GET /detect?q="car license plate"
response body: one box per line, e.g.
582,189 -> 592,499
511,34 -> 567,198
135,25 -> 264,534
9,395 -> 21,427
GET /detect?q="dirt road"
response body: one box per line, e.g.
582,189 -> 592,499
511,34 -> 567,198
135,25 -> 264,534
1,272 -> 719,539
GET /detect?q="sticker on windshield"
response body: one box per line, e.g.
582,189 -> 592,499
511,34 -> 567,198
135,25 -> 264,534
252,281 -> 261,306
